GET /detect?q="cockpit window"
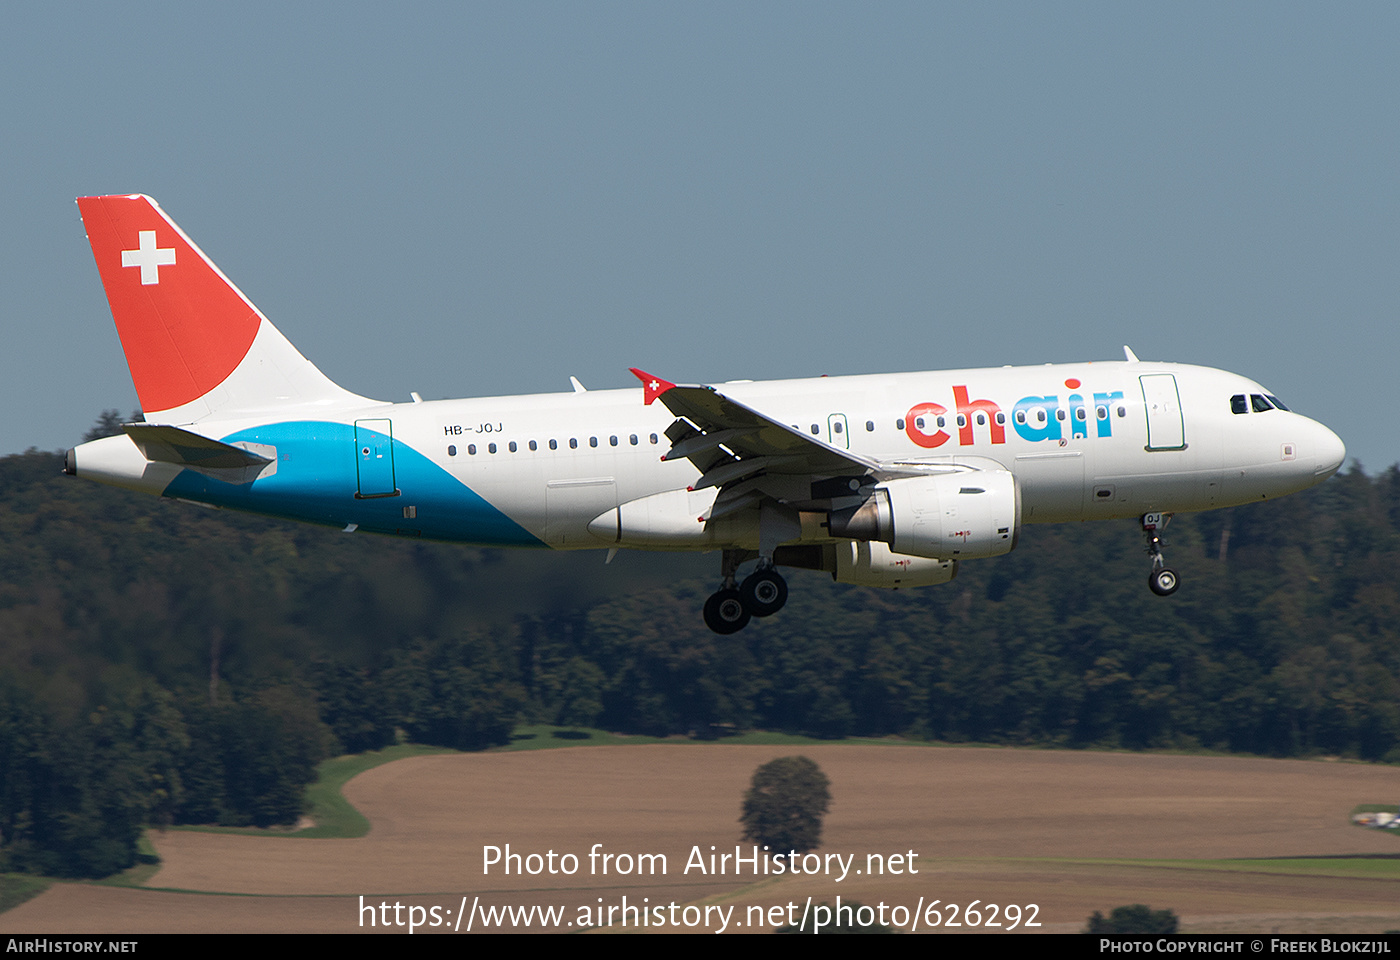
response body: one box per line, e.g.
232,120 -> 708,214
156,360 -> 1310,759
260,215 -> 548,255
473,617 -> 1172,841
1251,394 -> 1274,413
1231,394 -> 1248,415
1266,395 -> 1290,411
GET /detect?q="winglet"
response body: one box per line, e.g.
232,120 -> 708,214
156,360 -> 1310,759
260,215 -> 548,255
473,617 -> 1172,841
629,368 -> 676,406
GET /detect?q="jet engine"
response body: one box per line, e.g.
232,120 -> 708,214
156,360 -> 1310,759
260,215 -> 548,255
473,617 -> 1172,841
828,471 -> 1020,560
832,539 -> 957,588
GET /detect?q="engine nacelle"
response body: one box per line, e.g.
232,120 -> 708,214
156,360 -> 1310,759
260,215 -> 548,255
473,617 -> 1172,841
588,487 -> 760,548
829,471 -> 1020,560
833,540 -> 957,588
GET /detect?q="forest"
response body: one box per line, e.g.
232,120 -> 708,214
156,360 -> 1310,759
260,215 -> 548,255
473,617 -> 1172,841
2,427 -> 1397,877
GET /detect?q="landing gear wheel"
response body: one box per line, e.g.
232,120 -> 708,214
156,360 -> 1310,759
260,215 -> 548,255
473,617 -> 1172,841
704,588 -> 751,634
1141,513 -> 1178,597
1149,567 -> 1180,597
740,568 -> 788,617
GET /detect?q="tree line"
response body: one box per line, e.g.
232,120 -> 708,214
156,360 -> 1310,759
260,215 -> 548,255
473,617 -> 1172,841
1,436 -> 1398,876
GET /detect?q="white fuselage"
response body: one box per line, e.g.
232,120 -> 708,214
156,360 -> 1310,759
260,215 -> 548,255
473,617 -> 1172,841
72,358 -> 1345,551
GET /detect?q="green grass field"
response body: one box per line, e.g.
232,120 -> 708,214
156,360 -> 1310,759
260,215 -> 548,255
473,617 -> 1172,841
0,874 -> 50,914
498,724 -> 864,751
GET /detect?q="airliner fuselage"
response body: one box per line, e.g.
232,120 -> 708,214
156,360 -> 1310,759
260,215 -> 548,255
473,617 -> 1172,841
66,195 -> 1345,632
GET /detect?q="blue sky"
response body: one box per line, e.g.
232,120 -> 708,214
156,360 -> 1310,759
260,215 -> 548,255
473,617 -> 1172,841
3,3 -> 1395,469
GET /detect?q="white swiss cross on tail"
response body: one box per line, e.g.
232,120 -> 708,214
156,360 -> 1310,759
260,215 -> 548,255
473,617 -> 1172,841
121,230 -> 176,285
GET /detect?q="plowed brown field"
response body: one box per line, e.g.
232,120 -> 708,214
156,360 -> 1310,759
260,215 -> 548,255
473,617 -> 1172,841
6,745 -> 1399,933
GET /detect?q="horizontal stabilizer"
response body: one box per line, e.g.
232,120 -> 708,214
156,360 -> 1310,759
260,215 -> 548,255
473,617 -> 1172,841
123,423 -> 272,469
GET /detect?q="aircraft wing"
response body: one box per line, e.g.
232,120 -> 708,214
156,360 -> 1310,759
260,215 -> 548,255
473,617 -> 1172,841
630,369 -> 888,520
633,370 -> 878,475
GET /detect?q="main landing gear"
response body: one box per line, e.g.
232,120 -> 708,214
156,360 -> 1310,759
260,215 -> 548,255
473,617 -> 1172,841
703,588 -> 749,635
704,550 -> 788,634
1142,512 -> 1179,597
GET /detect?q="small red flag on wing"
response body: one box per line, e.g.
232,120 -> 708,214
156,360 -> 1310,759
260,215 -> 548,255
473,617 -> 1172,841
628,368 -> 675,406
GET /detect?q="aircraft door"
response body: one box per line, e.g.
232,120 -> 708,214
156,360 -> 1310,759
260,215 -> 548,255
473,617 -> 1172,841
354,419 -> 399,498
1140,375 -> 1186,451
827,414 -> 850,449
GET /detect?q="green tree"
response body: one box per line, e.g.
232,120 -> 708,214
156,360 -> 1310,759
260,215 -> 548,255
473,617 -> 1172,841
740,755 -> 831,854
81,408 -> 143,442
1085,904 -> 1179,934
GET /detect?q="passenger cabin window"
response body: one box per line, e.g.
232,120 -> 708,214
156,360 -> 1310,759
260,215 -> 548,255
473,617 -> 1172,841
549,439 -> 558,450
569,438 -> 578,449
488,442 -> 497,454
610,435 -> 618,446
865,420 -> 874,432
896,418 -> 905,430
468,444 -> 477,455
649,433 -> 658,444
1231,394 -> 1248,415
508,441 -> 517,453
529,440 -> 537,451
447,445 -> 457,456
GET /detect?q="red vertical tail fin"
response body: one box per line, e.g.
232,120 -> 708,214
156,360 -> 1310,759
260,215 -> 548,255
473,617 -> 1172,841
77,194 -> 369,421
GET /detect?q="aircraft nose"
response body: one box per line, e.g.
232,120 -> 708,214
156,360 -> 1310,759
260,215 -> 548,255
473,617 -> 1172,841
1311,421 -> 1346,480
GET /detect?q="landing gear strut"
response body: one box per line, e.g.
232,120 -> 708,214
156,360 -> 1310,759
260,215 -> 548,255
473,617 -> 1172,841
704,549 -> 751,635
1142,512 -> 1179,596
703,550 -> 788,633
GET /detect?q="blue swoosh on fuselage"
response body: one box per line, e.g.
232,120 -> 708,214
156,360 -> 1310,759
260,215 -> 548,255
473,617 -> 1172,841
161,420 -> 544,546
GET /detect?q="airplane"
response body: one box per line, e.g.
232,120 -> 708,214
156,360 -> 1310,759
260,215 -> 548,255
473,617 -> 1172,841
66,194 -> 1347,634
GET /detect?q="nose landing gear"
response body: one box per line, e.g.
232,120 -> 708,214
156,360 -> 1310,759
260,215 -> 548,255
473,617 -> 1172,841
1142,512 -> 1179,596
1149,565 -> 1179,596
